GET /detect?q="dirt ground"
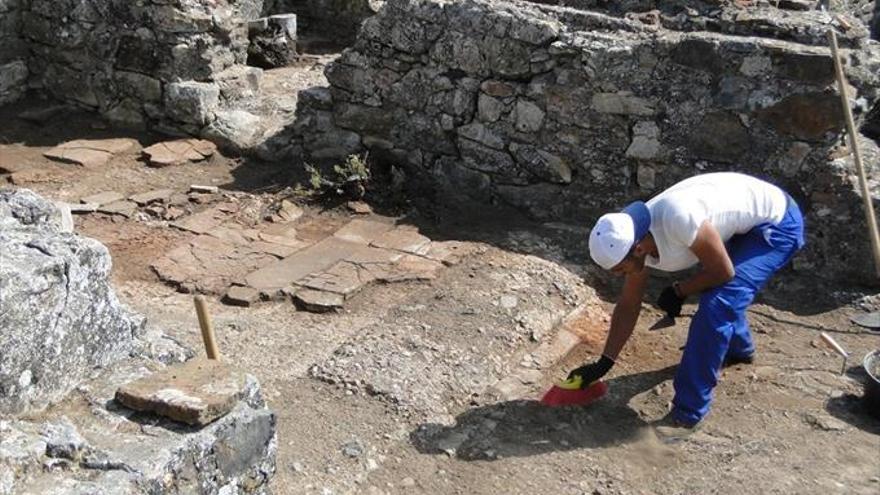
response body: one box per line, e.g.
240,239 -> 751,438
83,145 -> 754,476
2,97 -> 879,495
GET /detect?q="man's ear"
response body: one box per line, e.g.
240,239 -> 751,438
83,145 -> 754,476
632,240 -> 648,257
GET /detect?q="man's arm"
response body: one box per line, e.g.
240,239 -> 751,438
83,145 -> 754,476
602,266 -> 649,360
675,220 -> 735,298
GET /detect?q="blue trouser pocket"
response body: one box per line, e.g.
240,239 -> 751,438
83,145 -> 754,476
672,196 -> 805,425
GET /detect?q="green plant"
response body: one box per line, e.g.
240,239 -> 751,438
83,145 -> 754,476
303,154 -> 370,199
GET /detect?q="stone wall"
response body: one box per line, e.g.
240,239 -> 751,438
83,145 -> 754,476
16,0 -> 265,136
0,0 -> 28,105
292,0 -> 880,284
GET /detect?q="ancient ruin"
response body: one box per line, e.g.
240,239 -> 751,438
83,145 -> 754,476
2,0 -> 880,493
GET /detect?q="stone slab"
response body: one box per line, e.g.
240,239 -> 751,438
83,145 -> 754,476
378,255 -> 444,282
224,285 -> 261,306
370,228 -> 432,255
143,139 -> 217,167
171,208 -> 224,234
80,191 -> 124,206
258,223 -> 304,248
244,237 -> 363,292
44,147 -> 112,168
44,139 -> 138,168
151,235 -> 279,294
70,202 -> 99,213
346,201 -> 373,214
293,288 -> 344,313
333,219 -> 394,245
97,200 -> 137,217
299,261 -> 369,296
129,189 -> 174,206
115,357 -> 249,426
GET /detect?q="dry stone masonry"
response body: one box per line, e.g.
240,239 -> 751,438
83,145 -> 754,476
291,0 -> 880,284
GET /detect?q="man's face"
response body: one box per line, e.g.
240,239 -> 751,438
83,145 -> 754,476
609,248 -> 646,276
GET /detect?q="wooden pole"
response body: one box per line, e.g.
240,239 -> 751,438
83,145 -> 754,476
828,29 -> 880,278
193,295 -> 221,360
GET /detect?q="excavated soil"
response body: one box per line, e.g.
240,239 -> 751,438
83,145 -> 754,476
2,95 -> 879,495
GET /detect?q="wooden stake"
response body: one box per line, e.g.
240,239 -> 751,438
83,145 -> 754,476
828,29 -> 880,278
194,295 -> 221,360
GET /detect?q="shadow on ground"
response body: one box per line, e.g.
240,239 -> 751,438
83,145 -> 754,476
410,366 -> 676,461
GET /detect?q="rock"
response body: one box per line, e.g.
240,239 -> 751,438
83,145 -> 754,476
0,190 -> 144,414
625,121 -> 661,161
43,139 -> 138,168
346,201 -> 373,214
334,219 -> 394,245
248,14 -> 298,69
341,439 -> 364,458
204,109 -> 265,151
80,191 -> 124,206
170,208 -> 224,234
591,92 -> 655,116
164,81 -> 220,126
803,412 -> 847,431
115,357 -> 254,426
510,145 -> 571,184
224,285 -> 261,306
143,139 -> 217,167
779,141 -> 812,177
293,288 -> 345,313
97,200 -> 137,217
129,189 -> 174,206
0,60 -> 27,105
514,99 -> 545,132
400,477 -> 416,487
190,184 -> 219,194
277,200 -> 303,222
370,228 -> 431,255
54,201 -> 74,233
42,417 -> 88,460
499,295 -> 518,309
69,203 -> 98,214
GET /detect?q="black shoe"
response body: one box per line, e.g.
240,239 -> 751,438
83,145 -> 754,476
723,353 -> 755,368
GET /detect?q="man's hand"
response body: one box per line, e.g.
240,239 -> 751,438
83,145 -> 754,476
567,355 -> 615,387
657,286 -> 683,318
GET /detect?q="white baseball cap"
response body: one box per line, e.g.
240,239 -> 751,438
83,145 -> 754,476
588,201 -> 651,270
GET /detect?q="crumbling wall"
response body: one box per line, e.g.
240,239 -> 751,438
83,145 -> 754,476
18,0 -> 265,136
0,0 -> 28,105
292,0 -> 880,284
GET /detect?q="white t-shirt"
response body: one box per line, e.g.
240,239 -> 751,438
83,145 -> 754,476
645,172 -> 788,272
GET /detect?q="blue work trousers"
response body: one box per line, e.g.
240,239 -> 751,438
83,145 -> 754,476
672,196 -> 805,425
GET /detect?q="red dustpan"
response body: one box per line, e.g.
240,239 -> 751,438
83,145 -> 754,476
540,375 -> 608,407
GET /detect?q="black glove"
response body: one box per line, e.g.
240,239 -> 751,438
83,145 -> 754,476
567,355 -> 615,387
657,285 -> 684,318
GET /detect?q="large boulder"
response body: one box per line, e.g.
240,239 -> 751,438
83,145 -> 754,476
0,189 -> 145,415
